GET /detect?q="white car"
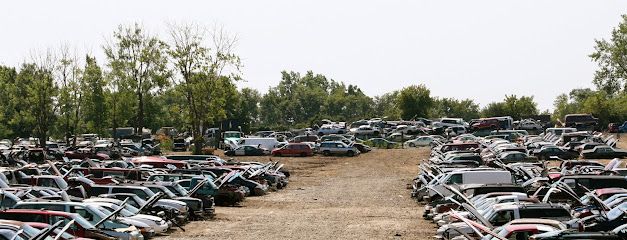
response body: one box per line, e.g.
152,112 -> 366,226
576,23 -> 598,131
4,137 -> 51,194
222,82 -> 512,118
435,118 -> 468,128
516,120 -> 543,131
349,125 -> 380,135
392,125 -> 420,135
404,136 -> 437,148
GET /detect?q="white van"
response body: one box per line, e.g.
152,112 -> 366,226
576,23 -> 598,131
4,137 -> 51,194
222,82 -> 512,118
237,138 -> 281,150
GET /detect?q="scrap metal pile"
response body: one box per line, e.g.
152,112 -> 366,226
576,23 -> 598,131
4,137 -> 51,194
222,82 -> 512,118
412,128 -> 627,240
0,153 -> 288,240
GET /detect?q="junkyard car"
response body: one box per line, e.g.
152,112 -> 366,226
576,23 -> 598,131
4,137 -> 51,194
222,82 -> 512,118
318,141 -> 359,156
225,145 -> 268,156
271,143 -> 314,157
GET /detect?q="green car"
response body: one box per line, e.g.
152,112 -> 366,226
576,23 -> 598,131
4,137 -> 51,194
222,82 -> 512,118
365,138 -> 400,149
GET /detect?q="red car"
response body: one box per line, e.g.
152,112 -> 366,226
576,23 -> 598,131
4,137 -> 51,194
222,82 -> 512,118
471,118 -> 499,130
0,209 -> 115,239
27,222 -> 93,240
608,123 -> 619,133
271,143 -> 314,157
131,156 -> 187,169
65,148 -> 110,160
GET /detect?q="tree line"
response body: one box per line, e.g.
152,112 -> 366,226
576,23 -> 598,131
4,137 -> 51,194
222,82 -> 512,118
1,15 -> 627,149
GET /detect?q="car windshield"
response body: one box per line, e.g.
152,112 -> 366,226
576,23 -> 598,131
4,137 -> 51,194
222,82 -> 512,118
99,205 -> 134,217
150,187 -> 176,198
56,179 -> 68,189
224,132 -> 241,138
124,204 -> 141,215
72,214 -> 96,229
22,224 -> 51,240
607,202 -> 627,221
167,184 -> 189,196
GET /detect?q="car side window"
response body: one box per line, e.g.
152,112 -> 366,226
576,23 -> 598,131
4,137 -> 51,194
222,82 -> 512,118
178,180 -> 190,188
72,206 -> 94,221
490,210 -> 514,226
91,187 -> 110,196
447,174 -> 463,184
0,197 -> 16,209
562,179 -> 576,189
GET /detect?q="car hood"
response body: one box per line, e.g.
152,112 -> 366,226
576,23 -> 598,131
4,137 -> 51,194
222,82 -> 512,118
134,214 -> 165,223
118,217 -> 151,228
157,199 -> 187,207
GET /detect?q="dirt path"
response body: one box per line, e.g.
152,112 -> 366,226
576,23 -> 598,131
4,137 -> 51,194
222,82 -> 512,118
162,148 -> 434,239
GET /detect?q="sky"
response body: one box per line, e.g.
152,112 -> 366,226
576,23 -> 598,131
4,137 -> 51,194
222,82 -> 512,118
1,0 -> 626,111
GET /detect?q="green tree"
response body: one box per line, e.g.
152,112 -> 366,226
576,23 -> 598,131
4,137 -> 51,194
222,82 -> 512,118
21,59 -> 57,146
168,23 -> 241,153
431,97 -> 480,120
82,55 -> 107,135
481,102 -> 506,118
236,88 -> 261,131
260,88 -> 283,127
373,91 -> 401,120
0,66 -> 18,138
397,84 -> 433,120
552,93 -> 578,122
482,95 -> 538,119
590,14 -> 627,95
103,23 -> 170,136
55,46 -> 84,145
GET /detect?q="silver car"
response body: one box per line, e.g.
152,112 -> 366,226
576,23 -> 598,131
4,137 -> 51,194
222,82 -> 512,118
318,141 -> 360,157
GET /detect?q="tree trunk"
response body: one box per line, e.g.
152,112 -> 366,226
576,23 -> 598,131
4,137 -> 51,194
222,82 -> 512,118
193,129 -> 203,154
137,91 -> 144,139
112,94 -> 118,144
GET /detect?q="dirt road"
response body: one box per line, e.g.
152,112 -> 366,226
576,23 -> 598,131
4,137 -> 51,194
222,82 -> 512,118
162,148 -> 434,239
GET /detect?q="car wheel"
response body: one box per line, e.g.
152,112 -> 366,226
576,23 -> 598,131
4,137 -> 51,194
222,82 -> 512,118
409,143 -> 416,148
338,131 -> 344,134
346,151 -> 354,157
323,150 -> 331,156
300,152 -> 306,157
275,153 -> 281,157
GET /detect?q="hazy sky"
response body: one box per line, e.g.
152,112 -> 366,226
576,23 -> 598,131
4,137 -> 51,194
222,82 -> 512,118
1,1 -> 626,111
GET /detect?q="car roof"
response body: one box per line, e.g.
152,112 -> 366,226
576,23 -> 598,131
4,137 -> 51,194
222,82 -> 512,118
561,175 -> 626,180
493,203 -> 566,211
595,188 -> 627,196
3,209 -> 73,217
506,218 -> 564,227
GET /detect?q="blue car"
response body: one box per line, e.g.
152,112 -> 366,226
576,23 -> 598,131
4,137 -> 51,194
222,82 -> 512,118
621,121 -> 627,133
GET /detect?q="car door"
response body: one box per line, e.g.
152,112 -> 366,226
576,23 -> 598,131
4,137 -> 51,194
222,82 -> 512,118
333,143 -> 344,154
286,145 -> 297,156
235,146 -> 246,156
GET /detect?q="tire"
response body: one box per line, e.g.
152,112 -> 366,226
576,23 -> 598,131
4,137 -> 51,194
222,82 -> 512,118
346,151 -> 354,157
409,143 -> 416,148
275,153 -> 281,157
323,150 -> 331,156
300,152 -> 306,157
338,131 -> 344,134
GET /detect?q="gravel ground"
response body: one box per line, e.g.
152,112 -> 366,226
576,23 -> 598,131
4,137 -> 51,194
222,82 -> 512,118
160,148 -> 435,240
